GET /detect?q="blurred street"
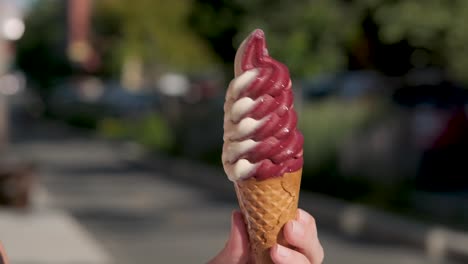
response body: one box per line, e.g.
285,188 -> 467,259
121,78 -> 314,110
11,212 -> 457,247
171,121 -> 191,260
1,119 -> 453,264
0,1 -> 467,264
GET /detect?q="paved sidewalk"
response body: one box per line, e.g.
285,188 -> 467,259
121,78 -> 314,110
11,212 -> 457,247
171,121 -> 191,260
0,188 -> 111,264
10,127 -> 460,263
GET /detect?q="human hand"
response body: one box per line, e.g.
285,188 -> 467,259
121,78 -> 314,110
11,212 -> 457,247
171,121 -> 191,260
0,242 -> 9,264
208,211 -> 250,264
270,209 -> 324,264
208,209 -> 324,264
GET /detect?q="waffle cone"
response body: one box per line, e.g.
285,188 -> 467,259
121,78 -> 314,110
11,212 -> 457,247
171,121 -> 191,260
234,169 -> 302,264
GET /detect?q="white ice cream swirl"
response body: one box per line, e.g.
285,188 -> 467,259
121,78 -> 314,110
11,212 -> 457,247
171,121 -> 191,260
223,69 -> 262,181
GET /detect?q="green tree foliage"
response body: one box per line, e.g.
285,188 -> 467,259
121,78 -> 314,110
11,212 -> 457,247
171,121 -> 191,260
189,0 -> 359,77
15,0 -> 71,98
16,0 -> 219,88
188,0 -> 245,68
16,1 -> 468,85
372,0 -> 468,82
93,0 -> 219,75
189,0 -> 468,83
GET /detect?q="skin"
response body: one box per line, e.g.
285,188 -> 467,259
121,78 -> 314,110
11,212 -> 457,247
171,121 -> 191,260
208,209 -> 324,264
0,242 -> 9,264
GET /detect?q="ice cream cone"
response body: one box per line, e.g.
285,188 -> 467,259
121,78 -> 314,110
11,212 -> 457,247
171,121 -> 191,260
234,169 -> 302,264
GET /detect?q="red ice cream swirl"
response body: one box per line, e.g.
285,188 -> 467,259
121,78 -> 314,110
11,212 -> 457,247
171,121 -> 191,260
232,31 -> 303,180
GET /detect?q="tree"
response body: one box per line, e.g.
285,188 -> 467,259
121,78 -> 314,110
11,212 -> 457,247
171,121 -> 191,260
93,0 -> 219,77
189,0 -> 359,78
370,0 -> 468,82
188,0 -> 245,68
15,0 -> 71,98
189,0 -> 468,84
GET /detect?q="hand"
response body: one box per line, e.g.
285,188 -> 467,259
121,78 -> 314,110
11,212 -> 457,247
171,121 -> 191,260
208,211 -> 250,264
208,209 -> 324,264
270,209 -> 324,264
0,242 -> 9,264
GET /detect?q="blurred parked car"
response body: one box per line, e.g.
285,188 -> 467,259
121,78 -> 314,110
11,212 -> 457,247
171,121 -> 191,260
300,70 -> 394,101
392,70 -> 468,191
100,81 -> 161,117
49,77 -> 161,121
302,69 -> 468,192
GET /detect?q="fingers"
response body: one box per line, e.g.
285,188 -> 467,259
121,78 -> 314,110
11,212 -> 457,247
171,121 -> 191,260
207,210 -> 250,264
282,209 -> 324,263
270,244 -> 310,264
226,211 -> 250,261
0,242 -> 9,264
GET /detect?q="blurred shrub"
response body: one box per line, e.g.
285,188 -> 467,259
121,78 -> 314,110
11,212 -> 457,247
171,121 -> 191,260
299,98 -> 414,211
299,99 -> 380,199
99,113 -> 173,152
300,99 -> 373,172
64,114 -> 99,130
98,118 -> 127,138
93,0 -> 219,76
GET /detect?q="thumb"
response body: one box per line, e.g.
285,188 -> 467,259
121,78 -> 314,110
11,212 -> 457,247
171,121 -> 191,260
208,211 -> 250,264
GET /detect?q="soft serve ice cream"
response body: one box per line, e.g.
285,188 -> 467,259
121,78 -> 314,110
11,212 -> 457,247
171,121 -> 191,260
222,29 -> 303,181
224,29 -> 304,263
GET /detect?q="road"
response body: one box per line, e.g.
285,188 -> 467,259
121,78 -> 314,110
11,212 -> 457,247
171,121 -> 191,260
10,122 -> 453,264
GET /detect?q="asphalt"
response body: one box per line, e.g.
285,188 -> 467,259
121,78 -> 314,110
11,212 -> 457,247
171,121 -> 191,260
3,121 -> 461,263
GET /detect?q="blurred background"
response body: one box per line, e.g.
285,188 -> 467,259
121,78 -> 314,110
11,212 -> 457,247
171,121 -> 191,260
0,0 -> 467,263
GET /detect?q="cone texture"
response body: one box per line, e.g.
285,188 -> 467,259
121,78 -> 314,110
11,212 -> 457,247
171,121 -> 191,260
234,169 -> 302,264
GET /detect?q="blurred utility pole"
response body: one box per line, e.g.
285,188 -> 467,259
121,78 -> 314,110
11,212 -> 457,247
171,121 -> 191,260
67,0 -> 99,73
0,0 -> 25,151
0,39 -> 10,150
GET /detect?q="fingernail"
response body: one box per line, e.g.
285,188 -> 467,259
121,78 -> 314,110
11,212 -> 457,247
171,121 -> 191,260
276,244 -> 290,258
292,220 -> 304,236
